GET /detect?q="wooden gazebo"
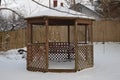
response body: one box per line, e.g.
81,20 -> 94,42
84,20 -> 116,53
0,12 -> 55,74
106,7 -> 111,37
25,6 -> 94,72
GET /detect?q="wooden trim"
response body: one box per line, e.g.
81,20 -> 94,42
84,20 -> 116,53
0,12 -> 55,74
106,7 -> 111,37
26,18 -> 45,24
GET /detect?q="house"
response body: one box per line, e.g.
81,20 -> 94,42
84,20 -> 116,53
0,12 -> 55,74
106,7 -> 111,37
70,3 -> 103,20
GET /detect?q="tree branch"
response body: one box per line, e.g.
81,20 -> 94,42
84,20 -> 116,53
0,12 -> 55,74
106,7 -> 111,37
0,8 -> 24,17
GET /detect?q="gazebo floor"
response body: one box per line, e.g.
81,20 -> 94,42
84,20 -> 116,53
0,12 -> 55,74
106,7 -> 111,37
49,60 -> 75,69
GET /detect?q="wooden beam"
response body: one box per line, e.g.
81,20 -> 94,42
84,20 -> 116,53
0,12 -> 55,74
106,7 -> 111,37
77,19 -> 92,25
49,19 -> 74,25
26,18 -> 45,24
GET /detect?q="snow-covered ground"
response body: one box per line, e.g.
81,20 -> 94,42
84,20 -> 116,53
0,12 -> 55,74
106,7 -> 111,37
0,42 -> 120,80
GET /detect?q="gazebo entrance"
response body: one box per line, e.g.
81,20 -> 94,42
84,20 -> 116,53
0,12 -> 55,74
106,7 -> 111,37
48,26 -> 75,70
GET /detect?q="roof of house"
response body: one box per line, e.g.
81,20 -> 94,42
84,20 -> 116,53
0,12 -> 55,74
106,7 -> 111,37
70,3 -> 103,17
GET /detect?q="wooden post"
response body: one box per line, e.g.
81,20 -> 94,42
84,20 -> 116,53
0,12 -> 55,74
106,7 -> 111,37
88,21 -> 93,44
67,25 -> 70,59
26,21 -> 32,71
27,22 -> 32,44
45,18 -> 49,72
88,24 -> 90,43
68,25 -> 70,43
90,21 -> 93,44
85,25 -> 88,44
90,21 -> 94,66
74,20 -> 78,71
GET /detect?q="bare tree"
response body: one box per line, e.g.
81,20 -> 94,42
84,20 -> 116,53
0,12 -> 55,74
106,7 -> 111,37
64,0 -> 76,7
89,0 -> 93,5
0,8 -> 26,31
95,0 -> 120,19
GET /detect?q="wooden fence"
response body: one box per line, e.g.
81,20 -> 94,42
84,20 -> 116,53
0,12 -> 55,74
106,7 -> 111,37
93,20 -> 120,42
0,20 -> 120,51
0,28 -> 26,51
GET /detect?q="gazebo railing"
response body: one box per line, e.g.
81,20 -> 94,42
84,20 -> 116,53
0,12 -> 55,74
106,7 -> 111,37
77,44 -> 93,71
49,42 -> 75,62
27,43 -> 47,72
27,42 -> 93,72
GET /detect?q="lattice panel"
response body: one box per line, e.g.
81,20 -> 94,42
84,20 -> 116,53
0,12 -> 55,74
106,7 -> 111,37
77,44 -> 93,70
27,44 -> 47,72
49,42 -> 75,62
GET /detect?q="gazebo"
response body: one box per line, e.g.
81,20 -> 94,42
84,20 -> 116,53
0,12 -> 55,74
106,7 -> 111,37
25,4 -> 94,72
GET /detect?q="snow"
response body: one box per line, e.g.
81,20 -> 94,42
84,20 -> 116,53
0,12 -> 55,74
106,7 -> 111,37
26,6 -> 94,19
1,0 -> 49,16
49,61 -> 75,69
0,42 -> 120,80
1,0 -> 95,19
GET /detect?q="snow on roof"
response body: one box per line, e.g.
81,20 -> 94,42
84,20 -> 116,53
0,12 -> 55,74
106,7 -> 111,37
26,6 -> 94,19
